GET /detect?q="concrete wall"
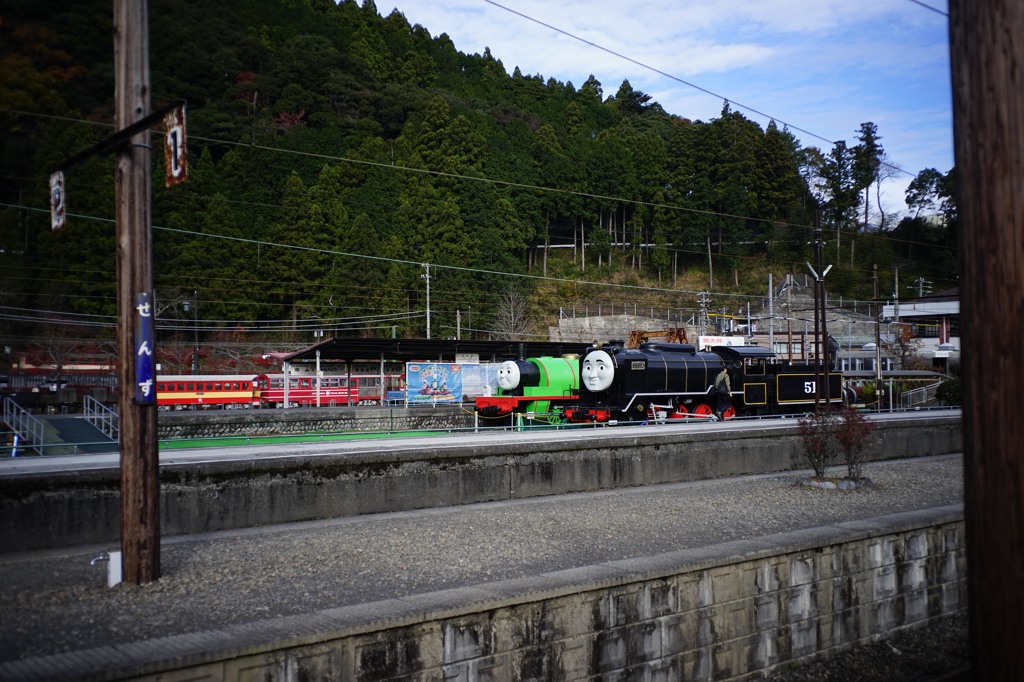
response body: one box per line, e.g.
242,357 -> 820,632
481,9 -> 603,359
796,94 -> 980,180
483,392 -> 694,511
0,416 -> 962,553
20,507 -> 964,682
549,313 -> 673,343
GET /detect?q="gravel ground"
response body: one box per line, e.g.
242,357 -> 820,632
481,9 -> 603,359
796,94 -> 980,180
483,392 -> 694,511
0,454 -> 966,677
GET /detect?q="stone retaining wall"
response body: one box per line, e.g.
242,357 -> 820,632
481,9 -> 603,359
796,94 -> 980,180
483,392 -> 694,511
24,507 -> 964,682
156,405 -> 474,439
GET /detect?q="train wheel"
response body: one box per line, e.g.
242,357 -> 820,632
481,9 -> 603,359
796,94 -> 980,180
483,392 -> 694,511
669,406 -> 689,420
693,404 -> 715,419
722,405 -> 737,420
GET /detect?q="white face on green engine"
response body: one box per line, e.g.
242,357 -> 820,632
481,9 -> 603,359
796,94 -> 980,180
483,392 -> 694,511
496,361 -> 522,391
581,350 -> 614,392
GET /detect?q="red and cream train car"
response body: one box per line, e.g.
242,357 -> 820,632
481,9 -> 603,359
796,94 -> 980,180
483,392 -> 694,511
156,374 -> 259,409
254,373 -> 404,408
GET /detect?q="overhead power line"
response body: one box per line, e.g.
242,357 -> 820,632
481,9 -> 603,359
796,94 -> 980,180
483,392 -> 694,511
4,108 -> 943,248
480,0 -> 918,178
0,108 -> 832,237
0,185 -> 957,311
907,0 -> 948,17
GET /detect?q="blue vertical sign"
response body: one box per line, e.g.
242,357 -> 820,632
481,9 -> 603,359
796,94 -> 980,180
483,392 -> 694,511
134,293 -> 155,404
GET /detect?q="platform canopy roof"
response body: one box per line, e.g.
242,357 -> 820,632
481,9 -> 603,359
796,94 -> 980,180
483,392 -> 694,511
263,337 -> 591,367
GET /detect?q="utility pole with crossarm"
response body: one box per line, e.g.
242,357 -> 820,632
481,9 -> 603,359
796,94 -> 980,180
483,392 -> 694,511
114,0 -> 160,584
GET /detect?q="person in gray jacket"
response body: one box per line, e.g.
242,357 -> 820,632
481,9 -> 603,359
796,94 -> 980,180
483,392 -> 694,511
714,366 -> 731,420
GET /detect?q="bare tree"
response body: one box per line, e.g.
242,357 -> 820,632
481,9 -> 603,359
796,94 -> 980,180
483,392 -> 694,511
156,342 -> 192,375
873,151 -> 903,231
210,328 -> 268,373
491,285 -> 535,341
34,320 -> 87,385
796,410 -> 837,479
833,404 -> 877,481
882,323 -> 923,369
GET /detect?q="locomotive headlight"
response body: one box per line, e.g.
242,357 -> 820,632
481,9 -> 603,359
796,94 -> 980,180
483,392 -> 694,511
496,361 -> 522,391
581,350 -> 614,392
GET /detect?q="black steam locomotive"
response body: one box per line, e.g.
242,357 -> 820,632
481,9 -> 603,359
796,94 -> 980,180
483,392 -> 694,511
563,342 -> 843,423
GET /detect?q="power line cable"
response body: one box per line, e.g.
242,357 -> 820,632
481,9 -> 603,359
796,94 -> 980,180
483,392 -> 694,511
178,134 -> 953,254
907,0 -> 948,17
479,0 -> 925,178
2,109 -> 954,251
0,201 -> 775,301
1,198 -> 960,314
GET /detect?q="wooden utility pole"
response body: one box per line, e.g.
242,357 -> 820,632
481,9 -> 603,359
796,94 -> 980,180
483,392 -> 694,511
950,0 -> 1024,676
115,0 -> 160,584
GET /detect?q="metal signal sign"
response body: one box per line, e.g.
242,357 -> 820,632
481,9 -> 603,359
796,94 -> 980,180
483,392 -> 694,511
163,104 -> 187,187
49,171 -> 66,232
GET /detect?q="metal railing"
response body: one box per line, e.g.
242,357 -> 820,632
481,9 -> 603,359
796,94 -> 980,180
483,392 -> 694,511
900,381 -> 944,409
84,395 -> 119,440
2,397 -> 48,456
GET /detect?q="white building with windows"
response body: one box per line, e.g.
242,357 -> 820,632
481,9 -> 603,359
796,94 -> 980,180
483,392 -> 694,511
746,280 -> 959,373
882,288 -> 960,366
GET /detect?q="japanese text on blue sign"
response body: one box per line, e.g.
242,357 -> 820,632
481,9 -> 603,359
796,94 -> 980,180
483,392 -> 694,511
134,293 -> 155,404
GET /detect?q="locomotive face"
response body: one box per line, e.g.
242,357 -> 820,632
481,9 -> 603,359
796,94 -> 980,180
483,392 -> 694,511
496,361 -> 522,391
581,350 -> 615,392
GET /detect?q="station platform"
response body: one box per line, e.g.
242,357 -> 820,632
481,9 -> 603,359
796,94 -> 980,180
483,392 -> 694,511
0,452 -> 966,681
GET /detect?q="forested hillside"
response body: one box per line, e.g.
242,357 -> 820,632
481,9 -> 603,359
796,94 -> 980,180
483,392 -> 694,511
0,0 -> 957,370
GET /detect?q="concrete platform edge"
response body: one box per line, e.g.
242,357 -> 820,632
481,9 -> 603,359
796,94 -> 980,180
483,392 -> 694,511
0,504 -> 965,682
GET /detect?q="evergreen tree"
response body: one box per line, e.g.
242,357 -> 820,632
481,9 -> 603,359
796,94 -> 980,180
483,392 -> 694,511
261,173 -> 325,326
0,0 -> 940,346
610,79 -> 652,117
905,167 -> 944,219
756,120 -> 810,259
818,140 -> 860,231
852,122 -> 884,230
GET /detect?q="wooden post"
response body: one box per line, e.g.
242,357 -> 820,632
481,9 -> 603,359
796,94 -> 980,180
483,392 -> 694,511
950,0 -> 1024,675
115,0 -> 160,584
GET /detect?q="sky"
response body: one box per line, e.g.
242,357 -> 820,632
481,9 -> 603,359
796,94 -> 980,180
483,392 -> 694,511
378,0 -> 953,220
